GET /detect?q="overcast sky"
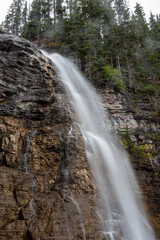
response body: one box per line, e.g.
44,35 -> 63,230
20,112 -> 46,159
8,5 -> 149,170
129,0 -> 160,19
0,0 -> 32,23
0,0 -> 160,23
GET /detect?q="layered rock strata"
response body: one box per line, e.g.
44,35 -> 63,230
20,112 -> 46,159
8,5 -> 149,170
99,88 -> 160,237
0,34 -> 101,240
0,34 -> 159,239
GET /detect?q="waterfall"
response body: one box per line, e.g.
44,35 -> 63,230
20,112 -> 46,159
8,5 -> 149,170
42,51 -> 156,240
24,130 -> 37,173
69,192 -> 86,240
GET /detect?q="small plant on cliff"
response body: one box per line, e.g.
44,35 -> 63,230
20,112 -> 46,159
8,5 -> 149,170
118,129 -> 153,161
104,65 -> 124,91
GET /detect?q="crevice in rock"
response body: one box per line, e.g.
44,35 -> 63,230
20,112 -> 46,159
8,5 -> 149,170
24,229 -> 33,240
0,155 -> 10,167
18,209 -> 25,220
13,187 -> 18,204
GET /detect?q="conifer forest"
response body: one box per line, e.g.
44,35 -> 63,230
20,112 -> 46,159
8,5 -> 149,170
1,0 -> 160,96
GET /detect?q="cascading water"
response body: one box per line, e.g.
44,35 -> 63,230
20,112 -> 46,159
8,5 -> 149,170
42,51 -> 156,240
24,130 -> 37,173
69,192 -> 86,240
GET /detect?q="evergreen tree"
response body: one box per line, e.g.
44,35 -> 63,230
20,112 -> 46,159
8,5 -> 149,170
3,2 -> 15,33
133,3 -> 148,41
3,0 -> 27,35
21,1 -> 28,33
24,0 -> 42,38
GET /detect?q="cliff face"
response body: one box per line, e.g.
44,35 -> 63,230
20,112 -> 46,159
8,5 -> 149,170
100,88 -> 160,237
0,34 -> 159,239
0,34 -> 101,240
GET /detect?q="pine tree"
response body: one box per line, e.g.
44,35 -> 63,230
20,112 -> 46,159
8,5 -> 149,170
21,0 -> 28,33
24,0 -> 42,38
3,2 -> 15,33
3,0 -> 27,35
133,3 -> 148,41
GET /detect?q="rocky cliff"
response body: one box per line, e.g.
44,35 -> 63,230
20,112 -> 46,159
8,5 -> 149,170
0,34 -> 101,240
0,34 -> 159,239
99,88 -> 160,238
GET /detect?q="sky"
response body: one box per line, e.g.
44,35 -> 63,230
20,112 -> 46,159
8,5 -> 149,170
129,0 -> 160,19
0,0 -> 32,23
0,0 -> 160,23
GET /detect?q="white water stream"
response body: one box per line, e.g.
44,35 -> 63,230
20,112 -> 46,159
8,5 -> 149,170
69,192 -> 86,240
42,51 -> 156,240
24,130 -> 37,173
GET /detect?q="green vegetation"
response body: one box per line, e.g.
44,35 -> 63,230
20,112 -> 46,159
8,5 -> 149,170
1,0 -> 160,94
118,128 -> 158,162
104,65 -> 124,91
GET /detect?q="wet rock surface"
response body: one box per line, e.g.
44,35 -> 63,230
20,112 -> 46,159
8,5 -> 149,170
0,34 -> 101,240
0,34 -> 159,239
100,88 -> 160,238
0,34 -> 54,120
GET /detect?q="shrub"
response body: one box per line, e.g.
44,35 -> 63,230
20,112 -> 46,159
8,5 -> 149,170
104,65 -> 124,91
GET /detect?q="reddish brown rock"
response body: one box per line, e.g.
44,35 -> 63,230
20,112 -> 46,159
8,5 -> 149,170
0,34 -> 159,240
0,34 -> 101,240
